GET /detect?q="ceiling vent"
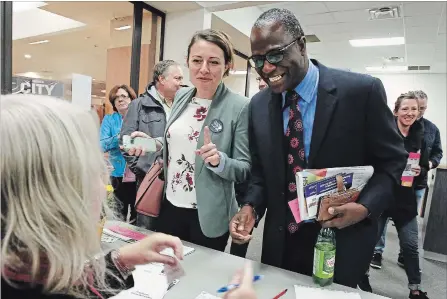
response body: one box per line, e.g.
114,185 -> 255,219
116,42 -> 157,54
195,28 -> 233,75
384,56 -> 405,63
408,65 -> 431,71
369,6 -> 400,20
305,34 -> 320,43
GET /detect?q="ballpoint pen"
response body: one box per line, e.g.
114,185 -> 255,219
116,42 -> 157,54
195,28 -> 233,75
216,275 -> 263,293
273,288 -> 288,299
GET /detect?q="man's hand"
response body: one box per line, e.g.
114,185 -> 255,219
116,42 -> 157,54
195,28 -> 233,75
230,206 -> 255,244
411,165 -> 421,177
321,202 -> 368,229
195,126 -> 220,166
120,131 -> 158,156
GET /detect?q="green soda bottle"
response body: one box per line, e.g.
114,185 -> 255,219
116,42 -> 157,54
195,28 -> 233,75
312,227 -> 336,287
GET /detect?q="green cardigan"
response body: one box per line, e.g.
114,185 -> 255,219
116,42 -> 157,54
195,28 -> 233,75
162,83 -> 251,238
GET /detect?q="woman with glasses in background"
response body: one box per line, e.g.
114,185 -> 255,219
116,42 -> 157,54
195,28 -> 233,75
100,85 -> 138,223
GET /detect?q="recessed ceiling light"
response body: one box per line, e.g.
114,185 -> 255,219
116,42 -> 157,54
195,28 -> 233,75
24,54 -> 32,59
29,40 -> 50,45
114,25 -> 131,31
349,37 -> 405,47
366,66 -> 408,72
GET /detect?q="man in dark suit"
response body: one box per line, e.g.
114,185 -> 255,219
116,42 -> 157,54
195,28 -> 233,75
229,8 -> 408,289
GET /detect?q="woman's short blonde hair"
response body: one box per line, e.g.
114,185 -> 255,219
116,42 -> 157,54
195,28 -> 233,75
1,95 -> 113,297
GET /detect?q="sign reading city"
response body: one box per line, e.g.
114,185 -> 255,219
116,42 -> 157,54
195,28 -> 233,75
12,76 -> 64,97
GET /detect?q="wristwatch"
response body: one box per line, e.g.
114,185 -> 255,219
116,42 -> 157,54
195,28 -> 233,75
241,203 -> 259,223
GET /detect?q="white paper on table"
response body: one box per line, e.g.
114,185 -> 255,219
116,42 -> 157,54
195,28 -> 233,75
110,270 -> 169,299
194,291 -> 220,299
294,285 -> 362,299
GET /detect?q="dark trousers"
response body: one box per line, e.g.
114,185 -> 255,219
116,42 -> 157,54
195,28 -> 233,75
156,199 -> 229,252
229,229 -> 252,258
111,176 -> 137,223
281,221 -> 375,289
282,222 -> 321,276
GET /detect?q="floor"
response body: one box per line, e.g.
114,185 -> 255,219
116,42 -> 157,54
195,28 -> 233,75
224,216 -> 447,299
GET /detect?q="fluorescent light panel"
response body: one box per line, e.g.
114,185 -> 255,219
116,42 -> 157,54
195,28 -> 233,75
115,25 -> 131,31
366,66 -> 408,72
24,54 -> 32,59
13,1 -> 46,13
29,40 -> 50,45
350,37 -> 405,47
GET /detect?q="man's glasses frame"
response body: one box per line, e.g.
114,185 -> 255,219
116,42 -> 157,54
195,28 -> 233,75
248,37 -> 301,69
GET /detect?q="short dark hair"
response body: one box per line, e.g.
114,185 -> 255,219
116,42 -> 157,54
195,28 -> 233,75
394,91 -> 418,113
413,90 -> 428,101
187,29 -> 234,77
253,8 -> 305,40
108,85 -> 137,112
153,60 -> 180,83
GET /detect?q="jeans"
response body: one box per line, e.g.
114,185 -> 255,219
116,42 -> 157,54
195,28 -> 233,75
415,188 -> 426,214
374,189 -> 426,255
376,215 -> 422,290
374,217 -> 389,254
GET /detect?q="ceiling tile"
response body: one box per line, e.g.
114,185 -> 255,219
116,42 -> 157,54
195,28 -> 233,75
436,34 -> 447,52
260,1 -> 329,15
324,1 -> 402,12
331,9 -> 372,23
430,62 -> 447,73
439,16 -> 447,33
313,31 -> 354,42
434,49 -> 446,62
403,2 -> 446,17
404,15 -> 441,28
306,24 -> 348,35
336,19 -> 404,39
298,12 -> 336,26
405,26 -> 439,43
406,43 -> 436,65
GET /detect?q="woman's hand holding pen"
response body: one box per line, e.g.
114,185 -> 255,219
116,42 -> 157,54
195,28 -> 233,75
223,262 -> 257,299
195,126 -> 220,166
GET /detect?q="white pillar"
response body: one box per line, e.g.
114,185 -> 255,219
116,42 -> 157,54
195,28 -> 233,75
163,9 -> 212,85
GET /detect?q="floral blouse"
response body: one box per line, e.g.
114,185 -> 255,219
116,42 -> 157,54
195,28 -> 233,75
166,97 -> 210,209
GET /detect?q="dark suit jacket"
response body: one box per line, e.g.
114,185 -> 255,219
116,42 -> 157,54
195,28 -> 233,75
243,60 -> 408,287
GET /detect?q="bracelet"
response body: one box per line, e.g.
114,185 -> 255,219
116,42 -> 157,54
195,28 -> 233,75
111,249 -> 135,279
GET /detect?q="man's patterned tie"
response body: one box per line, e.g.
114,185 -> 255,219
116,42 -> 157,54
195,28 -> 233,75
284,90 -> 307,234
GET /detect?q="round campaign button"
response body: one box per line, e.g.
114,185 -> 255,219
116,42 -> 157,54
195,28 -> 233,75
209,119 -> 223,133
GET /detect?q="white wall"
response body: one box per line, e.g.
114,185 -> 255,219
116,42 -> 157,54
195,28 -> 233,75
164,9 -> 212,85
374,73 -> 447,165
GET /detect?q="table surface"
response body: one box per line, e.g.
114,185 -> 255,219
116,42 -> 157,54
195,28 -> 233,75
103,221 -> 390,299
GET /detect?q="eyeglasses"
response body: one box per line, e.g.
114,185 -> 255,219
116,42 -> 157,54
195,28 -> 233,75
248,37 -> 300,69
116,94 -> 129,100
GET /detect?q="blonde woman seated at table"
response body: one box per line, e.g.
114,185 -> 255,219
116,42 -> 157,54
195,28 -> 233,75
125,29 -> 251,252
1,95 -> 184,299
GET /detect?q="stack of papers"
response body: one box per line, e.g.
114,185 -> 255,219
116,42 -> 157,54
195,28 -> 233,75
294,285 -> 361,299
